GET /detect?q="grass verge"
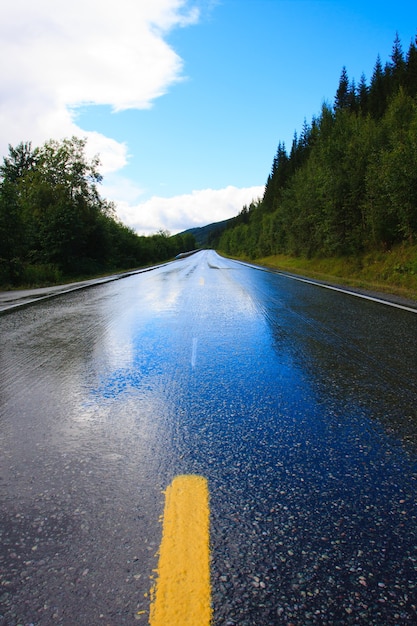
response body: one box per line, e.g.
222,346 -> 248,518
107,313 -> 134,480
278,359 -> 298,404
249,243 -> 417,303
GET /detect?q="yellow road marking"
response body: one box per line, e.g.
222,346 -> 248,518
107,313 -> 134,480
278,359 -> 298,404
149,475 -> 211,625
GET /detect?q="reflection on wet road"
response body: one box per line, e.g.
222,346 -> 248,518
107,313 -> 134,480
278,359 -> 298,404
1,250 -> 417,625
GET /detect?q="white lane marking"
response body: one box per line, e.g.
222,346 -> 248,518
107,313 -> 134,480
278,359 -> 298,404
277,272 -> 417,314
236,260 -> 417,314
191,337 -> 198,368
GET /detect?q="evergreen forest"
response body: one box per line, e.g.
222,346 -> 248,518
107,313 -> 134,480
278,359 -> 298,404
0,137 -> 195,287
215,34 -> 417,264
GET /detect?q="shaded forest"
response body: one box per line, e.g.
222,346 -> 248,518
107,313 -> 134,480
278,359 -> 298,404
0,137 -> 195,287
215,34 -> 417,260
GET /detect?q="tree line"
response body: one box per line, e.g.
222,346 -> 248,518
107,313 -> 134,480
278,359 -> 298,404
0,137 -> 195,286
216,34 -> 417,259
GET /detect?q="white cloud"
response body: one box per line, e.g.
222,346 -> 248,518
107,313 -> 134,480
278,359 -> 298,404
0,0 -> 198,169
0,0 -> 260,238
114,185 -> 265,235
101,174 -> 145,205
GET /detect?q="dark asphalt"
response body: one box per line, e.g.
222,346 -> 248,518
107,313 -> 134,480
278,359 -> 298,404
1,250 -> 417,625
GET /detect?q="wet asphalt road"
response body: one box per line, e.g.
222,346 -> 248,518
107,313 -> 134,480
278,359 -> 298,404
1,249 -> 417,626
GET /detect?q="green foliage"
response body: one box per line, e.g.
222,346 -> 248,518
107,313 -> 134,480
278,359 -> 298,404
0,137 -> 196,287
218,34 -> 417,264
255,243 -> 417,301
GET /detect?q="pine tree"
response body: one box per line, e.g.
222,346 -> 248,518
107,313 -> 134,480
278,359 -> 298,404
369,54 -> 387,118
334,66 -> 350,110
263,142 -> 289,211
405,35 -> 417,97
390,32 -> 406,91
347,79 -> 358,112
358,73 -> 369,115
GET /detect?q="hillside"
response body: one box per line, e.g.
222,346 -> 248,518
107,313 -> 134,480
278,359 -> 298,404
212,34 -> 417,273
179,218 -> 232,248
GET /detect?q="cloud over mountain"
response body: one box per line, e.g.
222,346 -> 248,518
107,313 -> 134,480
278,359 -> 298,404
113,185 -> 265,235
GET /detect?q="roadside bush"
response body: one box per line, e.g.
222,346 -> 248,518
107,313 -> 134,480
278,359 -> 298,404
21,263 -> 63,286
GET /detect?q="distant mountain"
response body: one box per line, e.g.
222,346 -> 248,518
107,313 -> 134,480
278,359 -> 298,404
179,218 -> 233,248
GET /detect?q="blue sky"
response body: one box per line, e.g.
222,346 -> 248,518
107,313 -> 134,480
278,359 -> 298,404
1,1 -> 417,234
